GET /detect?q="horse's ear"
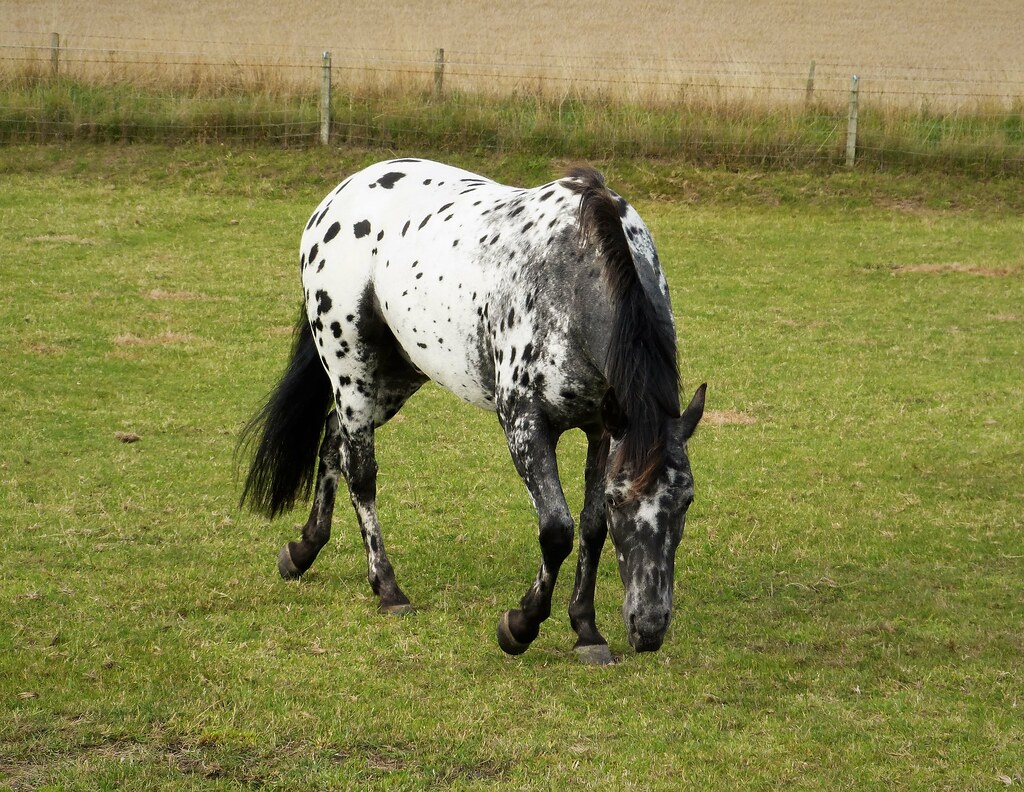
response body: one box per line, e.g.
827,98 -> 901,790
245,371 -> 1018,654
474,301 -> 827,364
680,383 -> 707,441
601,389 -> 628,439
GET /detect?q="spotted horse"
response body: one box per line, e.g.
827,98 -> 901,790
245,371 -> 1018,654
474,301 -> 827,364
240,158 -> 705,664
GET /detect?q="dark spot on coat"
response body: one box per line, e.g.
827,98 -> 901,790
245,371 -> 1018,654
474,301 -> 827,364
540,189 -> 555,201
376,172 -> 406,189
418,214 -> 432,230
402,220 -> 411,236
353,220 -> 371,238
315,290 -> 332,315
330,321 -> 342,338
308,243 -> 319,263
377,230 -> 385,241
324,222 -> 341,243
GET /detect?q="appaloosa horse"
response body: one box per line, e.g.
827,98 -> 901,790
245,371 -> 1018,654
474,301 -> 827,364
240,159 -> 705,663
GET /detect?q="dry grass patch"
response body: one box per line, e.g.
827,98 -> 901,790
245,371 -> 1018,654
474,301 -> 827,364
112,330 -> 198,347
703,409 -> 758,426
144,288 -> 206,301
893,262 -> 1016,277
27,234 -> 98,245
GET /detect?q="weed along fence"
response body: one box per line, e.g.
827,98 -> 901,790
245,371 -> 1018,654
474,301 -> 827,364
2,31 -> 1023,171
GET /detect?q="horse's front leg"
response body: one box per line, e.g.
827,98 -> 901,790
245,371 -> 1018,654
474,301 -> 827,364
567,432 -> 615,665
496,410 -> 574,656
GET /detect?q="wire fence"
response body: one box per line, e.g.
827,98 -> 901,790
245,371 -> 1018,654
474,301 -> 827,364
2,30 -> 1022,171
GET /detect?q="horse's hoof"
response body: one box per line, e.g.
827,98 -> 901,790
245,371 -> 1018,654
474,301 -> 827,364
277,545 -> 302,580
496,610 -> 531,656
380,602 -> 415,616
574,643 -> 616,666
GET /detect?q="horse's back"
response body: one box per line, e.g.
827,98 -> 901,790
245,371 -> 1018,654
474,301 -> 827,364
300,159 -> 592,413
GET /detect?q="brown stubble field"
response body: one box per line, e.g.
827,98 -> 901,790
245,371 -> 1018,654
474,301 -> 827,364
4,0 -> 1023,106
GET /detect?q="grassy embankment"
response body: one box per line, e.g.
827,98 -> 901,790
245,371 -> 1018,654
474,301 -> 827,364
1,55 -> 1022,171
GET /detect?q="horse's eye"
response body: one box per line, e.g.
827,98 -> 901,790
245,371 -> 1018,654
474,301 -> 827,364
605,492 -> 625,510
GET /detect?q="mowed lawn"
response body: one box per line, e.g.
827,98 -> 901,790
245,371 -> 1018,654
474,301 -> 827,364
1,146 -> 1021,789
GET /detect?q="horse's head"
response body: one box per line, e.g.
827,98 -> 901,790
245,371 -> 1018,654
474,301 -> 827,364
603,383 -> 705,652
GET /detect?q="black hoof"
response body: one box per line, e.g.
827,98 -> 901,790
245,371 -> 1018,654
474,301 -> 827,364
277,545 -> 303,580
574,643 -> 616,665
496,610 -> 531,656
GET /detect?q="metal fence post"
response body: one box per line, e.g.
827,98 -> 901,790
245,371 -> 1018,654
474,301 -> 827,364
805,60 -> 815,103
51,32 -> 60,77
320,51 -> 331,145
846,74 -> 859,166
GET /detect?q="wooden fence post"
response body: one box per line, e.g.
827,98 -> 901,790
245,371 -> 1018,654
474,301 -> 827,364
846,74 -> 859,166
434,48 -> 445,98
805,60 -> 815,103
50,32 -> 60,77
320,51 -> 331,145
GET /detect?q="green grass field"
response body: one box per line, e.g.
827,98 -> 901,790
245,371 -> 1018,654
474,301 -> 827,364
1,145 -> 1022,789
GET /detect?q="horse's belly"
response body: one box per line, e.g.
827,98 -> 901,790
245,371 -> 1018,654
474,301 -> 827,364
375,269 -> 496,411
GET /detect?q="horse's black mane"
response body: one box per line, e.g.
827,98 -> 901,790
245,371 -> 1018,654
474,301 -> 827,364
564,166 -> 681,493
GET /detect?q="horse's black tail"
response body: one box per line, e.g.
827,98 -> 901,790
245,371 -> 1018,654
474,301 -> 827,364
238,311 -> 333,518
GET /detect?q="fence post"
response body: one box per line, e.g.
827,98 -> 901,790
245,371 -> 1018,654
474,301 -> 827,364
845,74 -> 859,166
320,51 -> 331,145
50,32 -> 60,77
805,60 -> 815,103
433,48 -> 445,98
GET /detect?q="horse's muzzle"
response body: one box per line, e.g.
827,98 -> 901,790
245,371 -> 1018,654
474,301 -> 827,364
624,603 -> 671,652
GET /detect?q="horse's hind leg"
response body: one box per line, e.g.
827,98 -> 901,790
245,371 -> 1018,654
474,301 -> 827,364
341,426 -> 412,614
278,410 -> 343,579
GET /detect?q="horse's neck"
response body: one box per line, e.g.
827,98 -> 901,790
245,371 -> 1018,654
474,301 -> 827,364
566,260 -> 616,382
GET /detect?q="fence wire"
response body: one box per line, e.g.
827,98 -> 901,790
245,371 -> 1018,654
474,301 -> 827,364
1,33 -> 1022,171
